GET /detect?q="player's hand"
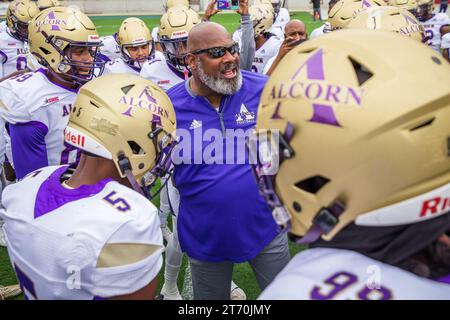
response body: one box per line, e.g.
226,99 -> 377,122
237,0 -> 249,15
203,0 -> 220,21
277,37 -> 301,60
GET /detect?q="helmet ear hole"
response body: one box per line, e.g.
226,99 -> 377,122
295,176 -> 331,194
348,56 -> 373,85
128,141 -> 145,155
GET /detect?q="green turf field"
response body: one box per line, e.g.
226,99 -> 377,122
0,11 -> 320,300
90,11 -> 324,37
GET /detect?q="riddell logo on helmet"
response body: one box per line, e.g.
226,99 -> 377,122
171,31 -> 188,38
65,129 -> 86,148
88,35 -> 100,42
420,196 -> 450,217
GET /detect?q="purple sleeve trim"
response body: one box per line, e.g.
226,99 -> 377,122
97,53 -> 111,62
0,49 -> 7,64
10,121 -> 49,179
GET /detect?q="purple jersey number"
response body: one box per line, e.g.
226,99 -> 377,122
16,56 -> 27,71
103,191 -> 131,212
311,271 -> 392,300
60,141 -> 81,165
426,29 -> 434,46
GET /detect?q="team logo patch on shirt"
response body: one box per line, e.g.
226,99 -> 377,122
235,104 -> 255,125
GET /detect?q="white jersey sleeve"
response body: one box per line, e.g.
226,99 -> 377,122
252,36 -> 283,74
100,34 -> 121,61
263,55 -> 276,75
1,165 -> 163,299
270,8 -> 290,39
152,26 -> 159,42
140,51 -> 185,91
310,24 -> 327,39
103,58 -> 140,75
258,248 -> 450,300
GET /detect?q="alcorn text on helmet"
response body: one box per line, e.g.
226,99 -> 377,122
249,4 -> 274,37
388,0 -> 419,16
117,17 -> 154,69
65,74 -> 177,196
36,0 -> 60,10
6,0 -> 39,42
327,0 -> 385,30
28,6 -> 105,86
252,29 -> 450,244
347,6 -> 426,42
158,6 -> 200,72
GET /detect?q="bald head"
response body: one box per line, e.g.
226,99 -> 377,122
284,19 -> 307,41
187,22 -> 230,52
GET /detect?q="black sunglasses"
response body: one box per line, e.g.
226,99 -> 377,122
190,42 -> 240,58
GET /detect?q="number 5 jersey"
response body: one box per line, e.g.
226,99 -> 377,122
0,165 -> 163,299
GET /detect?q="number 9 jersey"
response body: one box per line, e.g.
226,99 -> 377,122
258,248 -> 450,300
0,165 -> 163,300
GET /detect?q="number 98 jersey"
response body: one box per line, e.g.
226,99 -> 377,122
0,165 -> 163,300
258,248 -> 450,300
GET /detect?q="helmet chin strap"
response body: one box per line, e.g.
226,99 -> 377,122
117,152 -> 146,196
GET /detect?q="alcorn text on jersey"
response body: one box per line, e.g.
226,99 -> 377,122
0,29 -> 29,77
420,13 -> 450,52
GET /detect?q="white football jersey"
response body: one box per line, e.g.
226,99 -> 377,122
140,51 -> 187,91
259,248 -> 450,300
252,36 -> 283,74
420,13 -> 450,52
0,21 -> 6,33
103,58 -> 140,75
270,8 -> 291,39
263,55 -> 276,74
152,26 -> 159,42
0,165 -> 163,299
100,34 -> 121,61
0,29 -> 29,77
310,23 -> 331,39
0,69 -> 79,169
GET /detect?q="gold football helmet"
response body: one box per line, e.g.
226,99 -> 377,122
65,74 -> 177,196
416,0 -> 434,21
166,0 -> 189,9
158,6 -> 200,72
6,0 -> 39,42
117,17 -> 154,69
347,6 -> 426,42
249,4 -> 274,37
327,0 -> 385,30
28,6 -> 104,86
36,0 -> 60,10
388,0 -> 419,15
253,29 -> 450,244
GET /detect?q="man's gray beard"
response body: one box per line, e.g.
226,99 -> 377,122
195,57 -> 243,95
